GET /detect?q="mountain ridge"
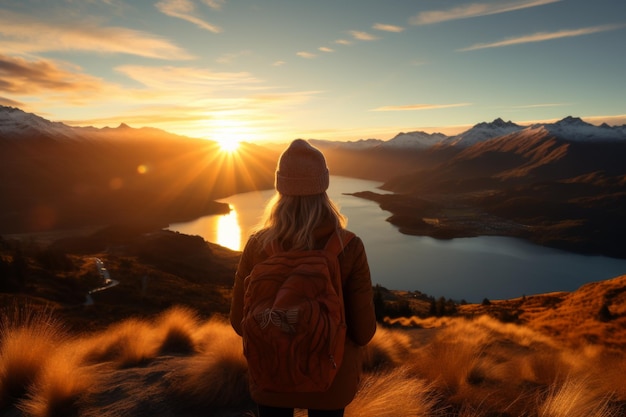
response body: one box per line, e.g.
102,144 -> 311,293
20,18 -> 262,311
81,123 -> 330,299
1,106 -> 625,259
3,105 -> 626,148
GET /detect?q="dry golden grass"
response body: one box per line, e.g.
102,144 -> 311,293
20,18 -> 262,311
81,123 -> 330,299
537,376 -> 620,417
0,305 -> 66,409
17,344 -> 101,417
1,303 -> 625,417
343,367 -> 439,417
362,326 -> 414,371
166,316 -> 251,411
457,275 -> 626,351
153,306 -> 201,355
78,317 -> 159,368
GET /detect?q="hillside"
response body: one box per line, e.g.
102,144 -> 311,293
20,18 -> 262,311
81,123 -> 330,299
0,106 -> 277,234
345,128 -> 626,258
1,227 -> 625,417
2,225 -> 625,348
3,107 -> 625,260
0,227 -> 239,332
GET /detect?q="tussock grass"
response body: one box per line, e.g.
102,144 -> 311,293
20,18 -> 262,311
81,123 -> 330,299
346,367 -> 438,417
17,345 -> 99,417
167,317 -> 251,411
362,326 -> 413,371
1,306 -> 624,417
406,315 -> 624,416
0,305 -> 66,407
79,318 -> 159,368
153,306 -> 200,355
538,376 -> 618,417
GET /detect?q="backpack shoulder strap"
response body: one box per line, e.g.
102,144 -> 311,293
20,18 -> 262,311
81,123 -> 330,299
324,229 -> 356,256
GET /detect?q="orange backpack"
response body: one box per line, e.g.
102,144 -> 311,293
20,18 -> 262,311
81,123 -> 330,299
241,230 -> 355,393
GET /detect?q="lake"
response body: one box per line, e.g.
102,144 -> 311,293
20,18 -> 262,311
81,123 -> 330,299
168,176 -> 626,302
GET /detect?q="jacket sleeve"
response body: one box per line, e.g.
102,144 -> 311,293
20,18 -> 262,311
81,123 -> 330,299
229,237 -> 257,336
341,236 -> 377,346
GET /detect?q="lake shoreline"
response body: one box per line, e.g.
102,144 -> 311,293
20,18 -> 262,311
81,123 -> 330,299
349,190 -> 626,260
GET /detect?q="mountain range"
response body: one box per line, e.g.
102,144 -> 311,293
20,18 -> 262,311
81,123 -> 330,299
1,106 -> 625,259
0,106 -> 277,234
310,116 -> 626,151
3,105 -> 625,149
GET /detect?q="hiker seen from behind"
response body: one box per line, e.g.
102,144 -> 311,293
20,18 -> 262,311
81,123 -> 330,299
230,139 -> 377,417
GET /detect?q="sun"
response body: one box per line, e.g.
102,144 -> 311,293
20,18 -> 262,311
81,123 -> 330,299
217,137 -> 240,152
209,118 -> 247,152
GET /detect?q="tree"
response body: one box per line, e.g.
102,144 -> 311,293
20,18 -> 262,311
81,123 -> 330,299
373,284 -> 386,322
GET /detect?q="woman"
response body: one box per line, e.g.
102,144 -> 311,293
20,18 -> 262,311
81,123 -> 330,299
230,139 -> 377,417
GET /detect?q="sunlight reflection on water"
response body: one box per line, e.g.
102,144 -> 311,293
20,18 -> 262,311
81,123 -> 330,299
216,205 -> 241,251
168,176 -> 626,301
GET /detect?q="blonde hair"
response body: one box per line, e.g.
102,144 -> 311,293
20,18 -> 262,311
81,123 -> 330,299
256,192 -> 347,251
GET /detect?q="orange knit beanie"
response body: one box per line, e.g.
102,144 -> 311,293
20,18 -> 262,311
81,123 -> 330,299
275,139 -> 329,196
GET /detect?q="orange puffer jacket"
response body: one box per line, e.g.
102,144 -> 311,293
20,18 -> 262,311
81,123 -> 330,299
230,222 -> 377,410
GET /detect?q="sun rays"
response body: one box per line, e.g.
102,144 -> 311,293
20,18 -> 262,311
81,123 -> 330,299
144,139 -> 276,222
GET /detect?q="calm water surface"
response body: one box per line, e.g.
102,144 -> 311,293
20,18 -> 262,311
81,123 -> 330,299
168,176 -> 626,302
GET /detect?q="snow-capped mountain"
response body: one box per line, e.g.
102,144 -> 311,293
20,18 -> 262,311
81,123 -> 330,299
309,138 -> 383,150
379,131 -> 448,150
0,105 -> 82,140
529,116 -> 626,142
0,105 -> 192,142
2,106 -> 626,150
447,118 -> 523,147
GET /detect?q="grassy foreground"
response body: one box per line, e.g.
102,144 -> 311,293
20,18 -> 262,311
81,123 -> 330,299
1,304 -> 625,417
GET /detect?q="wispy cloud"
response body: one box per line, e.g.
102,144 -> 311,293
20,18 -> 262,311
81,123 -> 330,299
512,103 -> 570,108
585,114 -> 626,127
216,50 -> 250,64
296,51 -> 317,59
373,23 -> 404,33
203,0 -> 225,10
115,65 -> 261,90
349,31 -> 379,41
0,54 -> 105,96
156,0 -> 221,33
371,103 -> 471,112
0,96 -> 23,107
0,9 -> 194,59
459,24 -> 624,51
272,60 -> 286,67
410,0 -> 561,25
335,39 -> 352,46
318,47 -> 334,53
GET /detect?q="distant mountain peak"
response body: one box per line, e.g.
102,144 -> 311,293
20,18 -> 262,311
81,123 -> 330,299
450,118 -> 523,147
555,116 -> 589,126
0,105 -> 19,113
117,123 -> 132,130
382,130 -> 448,150
473,118 -> 519,129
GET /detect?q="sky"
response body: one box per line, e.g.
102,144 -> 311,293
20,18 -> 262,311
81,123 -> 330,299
1,0 -> 625,145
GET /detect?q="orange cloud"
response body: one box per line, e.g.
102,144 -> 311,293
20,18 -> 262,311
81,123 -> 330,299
0,8 -> 194,59
0,95 -> 23,107
0,54 -> 104,96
